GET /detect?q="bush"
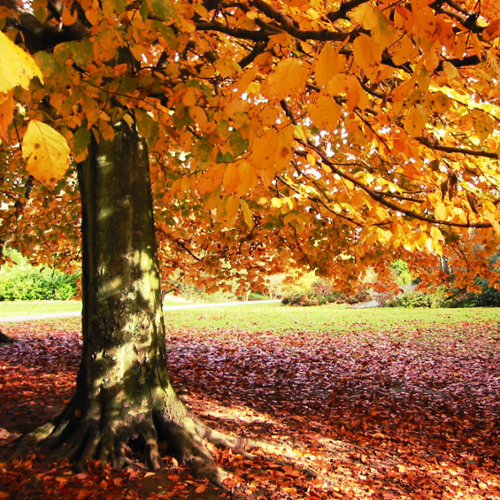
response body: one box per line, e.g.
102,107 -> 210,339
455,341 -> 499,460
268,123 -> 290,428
385,286 -> 451,308
386,283 -> 500,309
281,278 -> 352,306
0,249 -> 78,301
282,291 -> 321,307
248,292 -> 270,301
345,288 -> 372,305
476,287 -> 500,306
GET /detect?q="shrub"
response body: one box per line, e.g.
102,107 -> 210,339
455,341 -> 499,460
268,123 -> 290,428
282,292 -> 318,307
0,249 -> 78,301
345,288 -> 372,305
474,286 -> 500,307
281,277 -> 347,307
385,286 -> 451,308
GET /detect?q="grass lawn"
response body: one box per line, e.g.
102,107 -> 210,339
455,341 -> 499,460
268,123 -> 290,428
2,300 -> 498,336
0,300 -> 83,317
0,299 -> 190,318
164,302 -> 500,334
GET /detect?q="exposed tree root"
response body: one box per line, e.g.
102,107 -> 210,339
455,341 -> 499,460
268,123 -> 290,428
6,383 -> 323,497
6,395 -> 233,490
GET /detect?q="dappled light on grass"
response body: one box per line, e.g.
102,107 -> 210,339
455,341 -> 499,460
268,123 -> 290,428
1,315 -> 500,498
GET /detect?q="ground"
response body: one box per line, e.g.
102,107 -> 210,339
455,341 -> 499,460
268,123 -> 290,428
0,307 -> 500,499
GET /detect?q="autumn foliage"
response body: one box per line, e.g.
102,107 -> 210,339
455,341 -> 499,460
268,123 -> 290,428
0,0 -> 499,291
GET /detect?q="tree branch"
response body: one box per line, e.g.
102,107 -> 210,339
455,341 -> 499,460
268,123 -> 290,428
326,0 -> 371,23
299,138 -> 492,229
416,136 -> 499,159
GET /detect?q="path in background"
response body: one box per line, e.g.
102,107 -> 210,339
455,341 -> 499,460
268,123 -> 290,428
0,300 -> 281,323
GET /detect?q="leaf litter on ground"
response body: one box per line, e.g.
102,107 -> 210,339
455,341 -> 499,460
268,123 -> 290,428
0,312 -> 499,499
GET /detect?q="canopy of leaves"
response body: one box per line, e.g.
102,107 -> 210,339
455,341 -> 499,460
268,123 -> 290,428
1,0 -> 500,291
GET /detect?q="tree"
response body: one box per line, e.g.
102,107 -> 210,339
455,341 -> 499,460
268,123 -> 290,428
1,0 -> 500,483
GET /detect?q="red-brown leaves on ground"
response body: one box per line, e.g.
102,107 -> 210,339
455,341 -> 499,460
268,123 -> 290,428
1,318 -> 500,499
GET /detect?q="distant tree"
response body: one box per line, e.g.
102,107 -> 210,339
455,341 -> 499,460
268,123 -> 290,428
391,260 -> 415,287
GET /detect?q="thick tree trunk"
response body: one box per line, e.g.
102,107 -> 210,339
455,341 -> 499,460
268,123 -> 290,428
9,124 -> 237,482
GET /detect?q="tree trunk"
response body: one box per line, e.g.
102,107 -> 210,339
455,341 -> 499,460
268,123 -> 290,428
9,123 -> 235,482
0,330 -> 15,344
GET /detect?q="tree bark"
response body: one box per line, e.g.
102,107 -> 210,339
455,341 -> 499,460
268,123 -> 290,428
8,123 -> 236,483
0,330 -> 15,343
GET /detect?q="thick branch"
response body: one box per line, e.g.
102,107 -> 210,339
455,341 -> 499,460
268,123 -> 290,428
238,40 -> 267,68
417,136 -> 499,159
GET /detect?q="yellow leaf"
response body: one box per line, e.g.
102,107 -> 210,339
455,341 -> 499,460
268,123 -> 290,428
345,75 -> 369,111
62,6 -> 78,25
484,19 -> 500,41
93,29 -> 121,64
434,201 -> 448,220
135,109 -> 157,139
198,164 -> 225,195
430,225 -> 443,243
483,210 -> 500,234
404,106 -> 426,137
82,95 -> 101,127
223,163 -> 241,194
215,58 -> 242,78
233,67 -> 259,97
315,43 -> 338,87
349,3 -> 378,29
373,9 -> 397,49
392,36 -> 415,66
237,160 -> 258,196
442,61 -> 459,81
376,228 -> 393,244
308,95 -> 340,131
0,31 -> 44,95
190,106 -> 207,129
225,195 -> 240,219
271,197 -> 283,209
251,129 -> 278,169
240,199 -> 253,228
352,33 -> 382,80
182,87 -> 197,107
22,120 -> 71,184
276,125 -> 294,169
262,59 -> 308,100
326,74 -> 345,96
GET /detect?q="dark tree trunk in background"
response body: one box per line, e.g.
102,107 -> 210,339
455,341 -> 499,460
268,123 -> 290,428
0,330 -> 14,344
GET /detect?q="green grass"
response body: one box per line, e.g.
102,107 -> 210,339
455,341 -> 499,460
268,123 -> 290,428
2,300 -> 498,336
0,300 -> 83,317
0,299 -> 196,318
164,302 -> 500,333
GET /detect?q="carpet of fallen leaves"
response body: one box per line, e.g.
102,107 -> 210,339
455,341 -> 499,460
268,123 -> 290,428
1,317 -> 500,499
